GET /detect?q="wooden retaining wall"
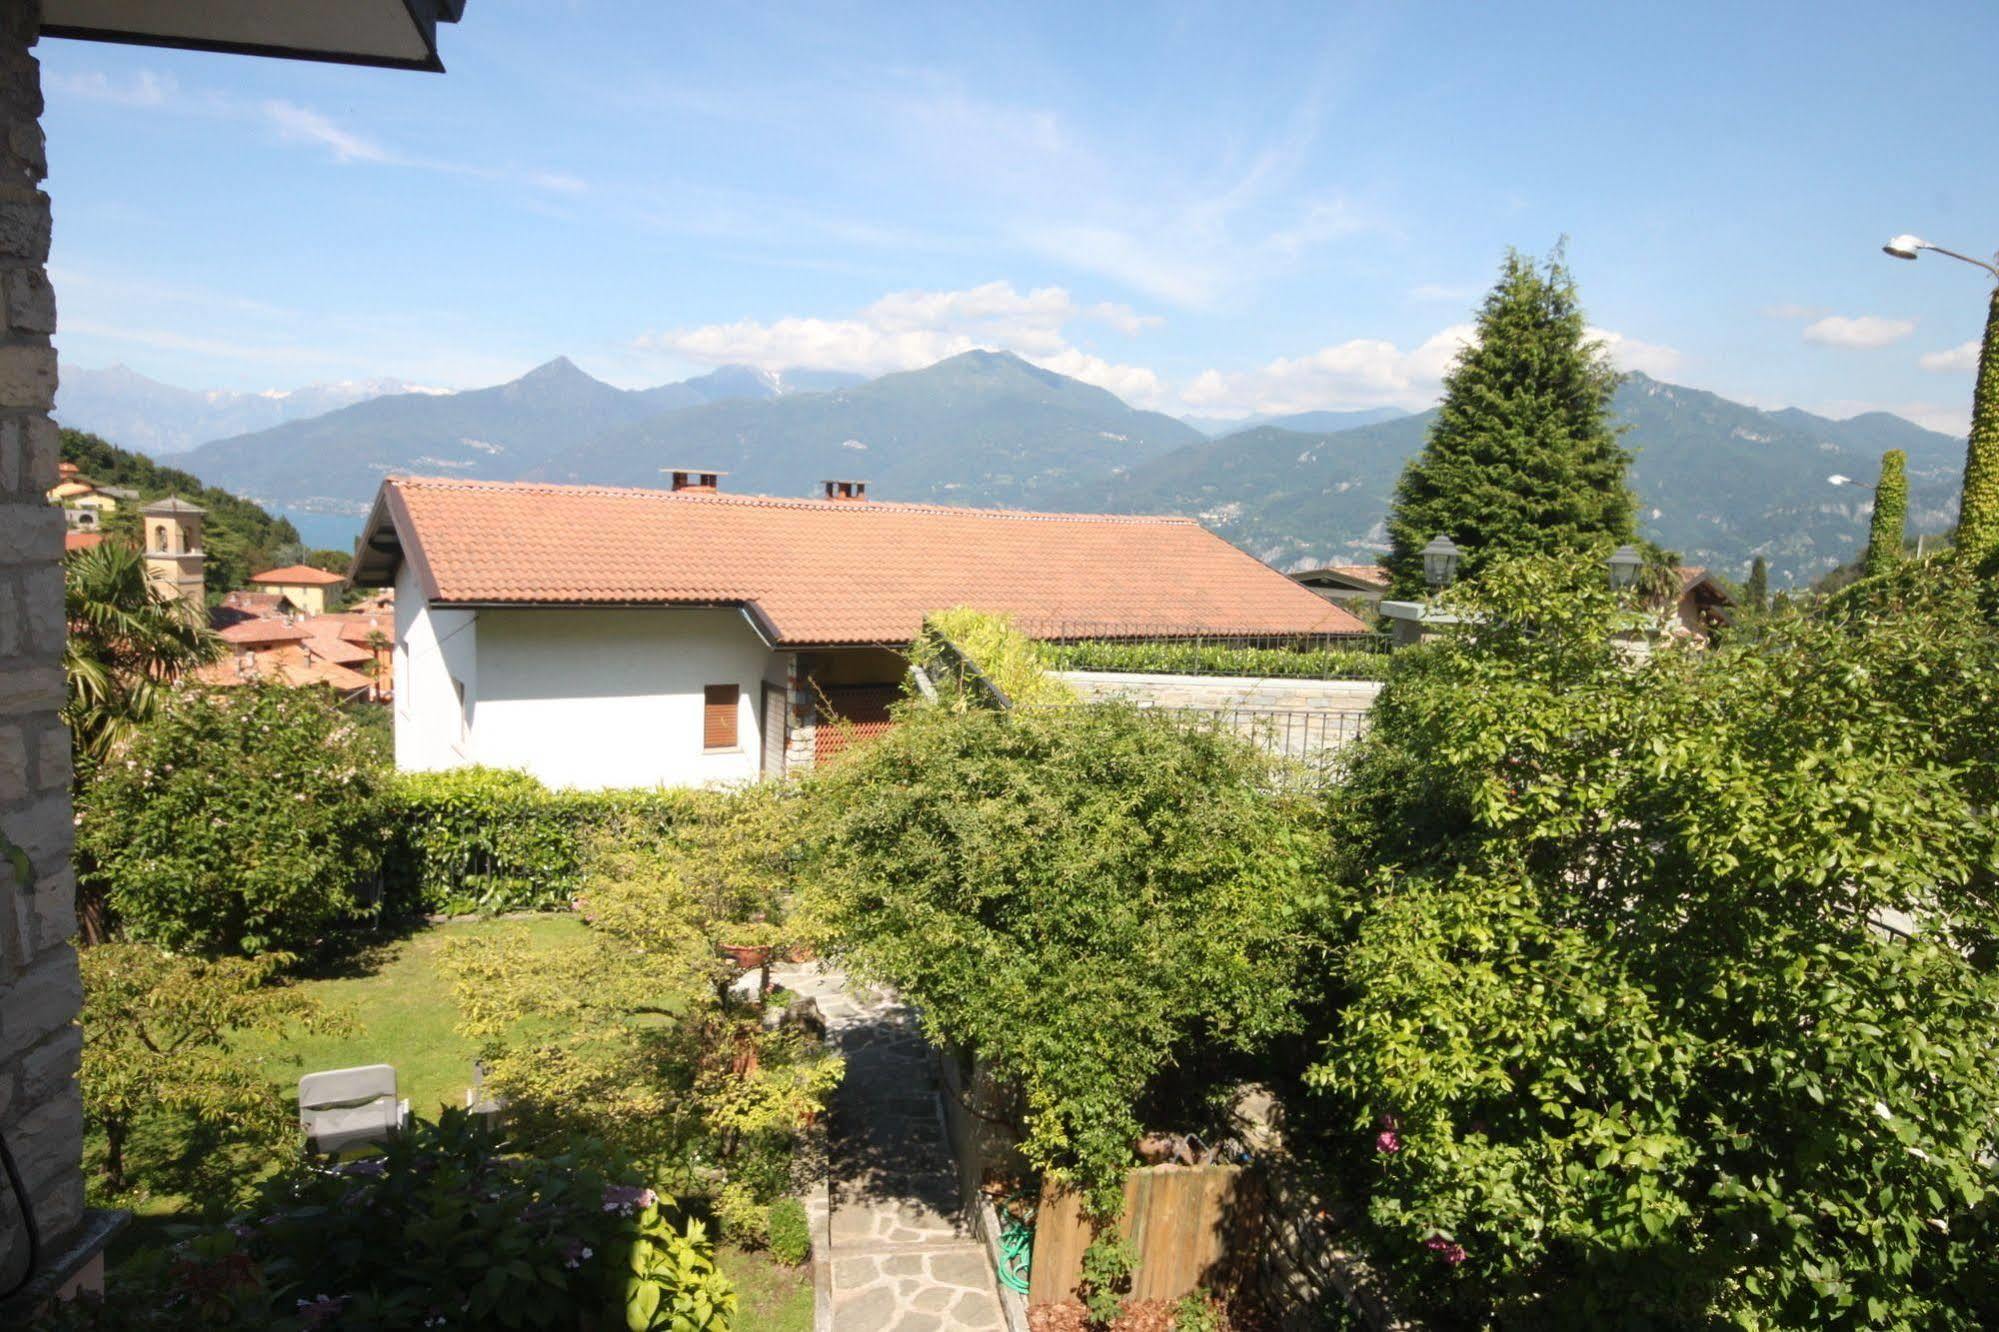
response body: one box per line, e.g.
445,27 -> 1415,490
1026,1164 -> 1264,1307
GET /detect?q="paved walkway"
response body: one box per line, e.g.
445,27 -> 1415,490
774,962 -> 1006,1332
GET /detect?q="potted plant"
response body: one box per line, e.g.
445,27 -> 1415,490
717,919 -> 783,972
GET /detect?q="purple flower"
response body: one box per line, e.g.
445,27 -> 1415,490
296,1294 -> 348,1328
600,1183 -> 658,1215
1424,1236 -> 1468,1266
560,1237 -> 595,1269
1375,1130 -> 1401,1154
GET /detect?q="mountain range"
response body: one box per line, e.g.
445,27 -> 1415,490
61,352 -> 1965,586
54,364 -> 452,456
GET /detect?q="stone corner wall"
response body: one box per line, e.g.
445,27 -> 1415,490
0,0 -> 88,1292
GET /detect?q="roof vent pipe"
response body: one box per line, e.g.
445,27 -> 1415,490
821,479 -> 868,502
665,468 -> 725,493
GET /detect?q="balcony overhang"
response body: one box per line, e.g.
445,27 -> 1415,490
41,0 -> 466,73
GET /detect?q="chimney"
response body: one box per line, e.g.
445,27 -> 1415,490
820,479 -> 868,502
665,468 -> 726,494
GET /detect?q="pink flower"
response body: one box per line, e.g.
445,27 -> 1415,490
1375,1130 -> 1401,1154
600,1183 -> 657,1215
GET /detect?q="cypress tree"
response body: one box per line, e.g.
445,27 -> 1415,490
1383,248 -> 1634,596
1744,556 -> 1768,614
1956,286 -> 1999,561
1863,449 -> 1908,577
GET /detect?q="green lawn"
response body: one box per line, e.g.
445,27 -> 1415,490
241,914 -> 588,1117
106,916 -> 814,1321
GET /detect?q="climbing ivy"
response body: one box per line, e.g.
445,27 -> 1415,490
1864,448 -> 1908,577
1957,285 -> 1999,562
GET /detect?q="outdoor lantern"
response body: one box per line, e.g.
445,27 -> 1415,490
1608,544 -> 1644,590
1420,534 -> 1462,588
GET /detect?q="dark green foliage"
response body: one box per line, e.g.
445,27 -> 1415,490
378,767 -> 709,916
766,1197 -> 811,1267
59,428 -> 301,596
1865,449 -> 1909,577
1079,1233 -> 1138,1325
1311,554 -> 1999,1327
1957,287 -> 1999,561
1382,249 -> 1634,596
48,1113 -> 736,1331
1044,638 -> 1389,681
75,684 -> 382,954
805,704 -> 1314,1216
1743,554 -> 1769,614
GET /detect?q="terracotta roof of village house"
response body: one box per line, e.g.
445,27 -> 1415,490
249,564 -> 348,586
1293,563 -> 1390,589
353,476 -> 1368,645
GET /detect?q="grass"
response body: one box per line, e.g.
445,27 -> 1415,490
719,1243 -> 815,1332
239,914 -> 588,1118
100,916 -> 816,1323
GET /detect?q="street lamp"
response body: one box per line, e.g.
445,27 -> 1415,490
1607,544 -> 1644,590
1420,534 -> 1461,588
1882,234 -> 1999,279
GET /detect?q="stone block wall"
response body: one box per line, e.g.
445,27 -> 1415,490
0,0 -> 88,1297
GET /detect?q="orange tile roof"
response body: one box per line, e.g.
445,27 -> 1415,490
64,531 -> 105,553
301,633 -> 373,666
249,564 -> 348,587
360,477 -> 1367,645
217,620 -> 314,646
194,646 -> 373,695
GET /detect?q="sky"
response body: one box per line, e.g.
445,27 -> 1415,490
35,0 -> 1999,433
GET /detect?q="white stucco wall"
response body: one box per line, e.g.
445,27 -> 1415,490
393,562 -> 479,772
397,601 -> 775,790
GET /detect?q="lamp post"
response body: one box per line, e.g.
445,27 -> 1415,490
1607,544 -> 1644,590
1883,233 -> 1999,559
1420,534 -> 1462,588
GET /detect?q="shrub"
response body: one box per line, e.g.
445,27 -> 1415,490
1170,1289 -> 1224,1332
47,1111 -> 738,1331
1079,1233 -> 1138,1326
805,702 -> 1314,1216
80,943 -> 336,1203
1311,554 -> 1999,1327
1044,638 -> 1389,681
766,1196 -> 812,1266
914,606 -> 1076,706
377,767 -> 708,916
75,683 -> 381,954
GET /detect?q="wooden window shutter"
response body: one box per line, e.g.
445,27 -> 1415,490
704,684 -> 739,749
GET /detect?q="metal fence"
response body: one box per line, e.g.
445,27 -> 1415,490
1027,702 -> 1372,791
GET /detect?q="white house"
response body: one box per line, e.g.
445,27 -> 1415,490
350,474 -> 1367,789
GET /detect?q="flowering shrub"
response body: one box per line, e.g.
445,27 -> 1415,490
1312,555 -> 1999,1326
47,1111 -> 737,1330
75,683 -> 382,954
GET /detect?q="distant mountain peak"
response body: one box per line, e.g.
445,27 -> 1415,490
517,355 -> 595,384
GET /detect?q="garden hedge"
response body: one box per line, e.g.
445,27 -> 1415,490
377,767 -> 710,916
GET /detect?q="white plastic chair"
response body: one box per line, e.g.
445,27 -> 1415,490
299,1063 -> 410,1156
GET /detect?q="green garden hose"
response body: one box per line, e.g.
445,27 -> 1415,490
997,1211 -> 1033,1295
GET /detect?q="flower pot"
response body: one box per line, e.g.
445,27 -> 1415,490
719,943 -> 774,971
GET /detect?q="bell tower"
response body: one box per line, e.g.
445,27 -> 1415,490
140,496 -> 206,604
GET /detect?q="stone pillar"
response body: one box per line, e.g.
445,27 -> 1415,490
784,653 -> 817,773
0,0 -> 95,1308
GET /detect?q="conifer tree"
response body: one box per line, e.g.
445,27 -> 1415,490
1383,249 -> 1634,596
1863,449 -> 1908,578
1956,285 -> 1999,561
1744,556 -> 1768,615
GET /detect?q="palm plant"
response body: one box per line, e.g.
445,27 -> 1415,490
63,538 -> 221,766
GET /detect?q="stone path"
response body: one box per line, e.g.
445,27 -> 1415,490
773,962 -> 1006,1332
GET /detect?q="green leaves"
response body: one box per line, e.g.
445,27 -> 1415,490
1313,552 -> 1999,1327
805,703 -> 1316,1216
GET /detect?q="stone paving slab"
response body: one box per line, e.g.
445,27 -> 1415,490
774,961 -> 1006,1332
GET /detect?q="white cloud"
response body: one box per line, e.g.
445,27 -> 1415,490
261,100 -> 391,165
1802,315 -> 1916,349
1919,340 -> 1980,373
639,281 -> 1170,406
1587,327 -> 1683,377
45,69 -> 180,109
1180,325 -> 1476,416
